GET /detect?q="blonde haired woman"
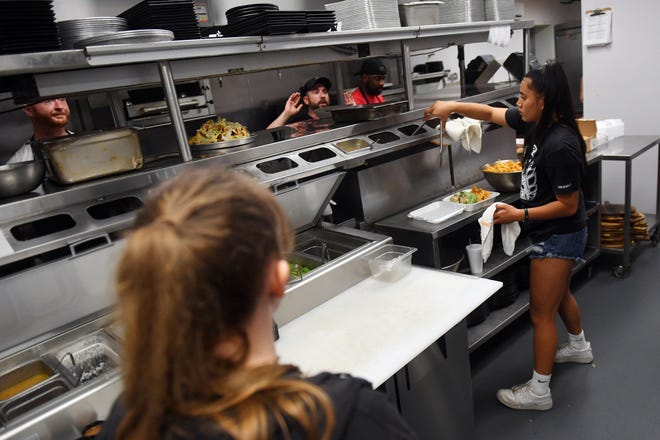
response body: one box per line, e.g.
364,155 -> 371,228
98,167 -> 416,440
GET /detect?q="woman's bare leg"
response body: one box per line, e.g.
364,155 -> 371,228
558,288 -> 583,335
529,258 -> 574,375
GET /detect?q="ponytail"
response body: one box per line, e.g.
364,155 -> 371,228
524,62 -> 587,166
115,168 -> 335,440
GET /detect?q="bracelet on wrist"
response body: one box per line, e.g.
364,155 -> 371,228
524,208 -> 529,223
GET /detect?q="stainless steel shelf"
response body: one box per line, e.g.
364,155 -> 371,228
468,292 -> 529,352
0,20 -> 535,78
412,71 -> 448,82
573,246 -> 600,275
473,239 -> 532,280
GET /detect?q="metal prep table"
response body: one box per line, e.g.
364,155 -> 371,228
590,135 -> 660,277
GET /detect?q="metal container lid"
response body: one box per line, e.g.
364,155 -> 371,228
273,172 -> 346,233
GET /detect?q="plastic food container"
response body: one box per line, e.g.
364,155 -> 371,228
366,244 -> 417,282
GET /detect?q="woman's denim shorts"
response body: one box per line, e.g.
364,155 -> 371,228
529,226 -> 587,263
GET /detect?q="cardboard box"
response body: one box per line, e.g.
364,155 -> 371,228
577,119 -> 597,152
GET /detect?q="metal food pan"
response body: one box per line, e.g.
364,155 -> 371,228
399,1 -> 444,26
49,333 -> 119,386
329,101 -> 407,122
35,128 -> 143,185
288,253 -> 322,284
333,138 -> 372,154
0,360 -> 55,402
0,378 -> 69,423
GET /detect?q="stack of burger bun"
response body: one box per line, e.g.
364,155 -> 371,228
600,203 -> 649,249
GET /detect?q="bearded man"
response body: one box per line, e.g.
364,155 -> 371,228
6,97 -> 72,164
267,77 -> 331,129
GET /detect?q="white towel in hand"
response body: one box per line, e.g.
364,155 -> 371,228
478,202 -> 521,262
445,118 -> 482,153
488,25 -> 511,47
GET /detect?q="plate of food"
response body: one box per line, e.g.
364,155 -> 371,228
443,184 -> 499,212
188,117 -> 256,152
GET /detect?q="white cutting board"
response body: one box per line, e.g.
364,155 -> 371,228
276,266 -> 501,387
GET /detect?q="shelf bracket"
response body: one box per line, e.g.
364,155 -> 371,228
401,41 -> 415,110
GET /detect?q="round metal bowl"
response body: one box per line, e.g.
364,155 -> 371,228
481,160 -> 522,193
0,160 -> 45,198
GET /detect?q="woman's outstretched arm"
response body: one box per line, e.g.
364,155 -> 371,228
424,100 -> 509,127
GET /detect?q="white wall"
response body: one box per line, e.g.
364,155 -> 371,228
582,0 -> 659,213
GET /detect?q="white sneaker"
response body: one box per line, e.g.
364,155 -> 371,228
555,341 -> 594,364
496,381 -> 553,411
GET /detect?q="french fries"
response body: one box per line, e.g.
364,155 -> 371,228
470,185 -> 491,202
483,160 -> 522,173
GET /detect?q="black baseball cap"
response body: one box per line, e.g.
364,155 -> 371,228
301,77 -> 331,94
357,58 -> 387,76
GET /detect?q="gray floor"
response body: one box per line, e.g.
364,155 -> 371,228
470,243 -> 660,439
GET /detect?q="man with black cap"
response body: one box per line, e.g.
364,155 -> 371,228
267,77 -> 331,129
348,58 -> 387,105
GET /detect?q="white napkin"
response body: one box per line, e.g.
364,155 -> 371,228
488,25 -> 511,47
445,118 -> 482,153
478,202 -> 521,262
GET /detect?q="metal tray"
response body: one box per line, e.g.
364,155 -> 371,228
73,29 -> 174,48
190,134 -> 257,152
328,101 -> 407,122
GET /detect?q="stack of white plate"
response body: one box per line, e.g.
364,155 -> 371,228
325,0 -> 400,31
484,0 -> 515,21
437,0 -> 485,24
57,17 -> 128,49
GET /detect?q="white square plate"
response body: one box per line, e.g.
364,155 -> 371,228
408,200 -> 464,223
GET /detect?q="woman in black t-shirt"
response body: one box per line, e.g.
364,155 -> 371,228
424,63 -> 593,411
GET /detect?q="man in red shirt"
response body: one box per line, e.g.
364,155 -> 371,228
349,58 -> 386,105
